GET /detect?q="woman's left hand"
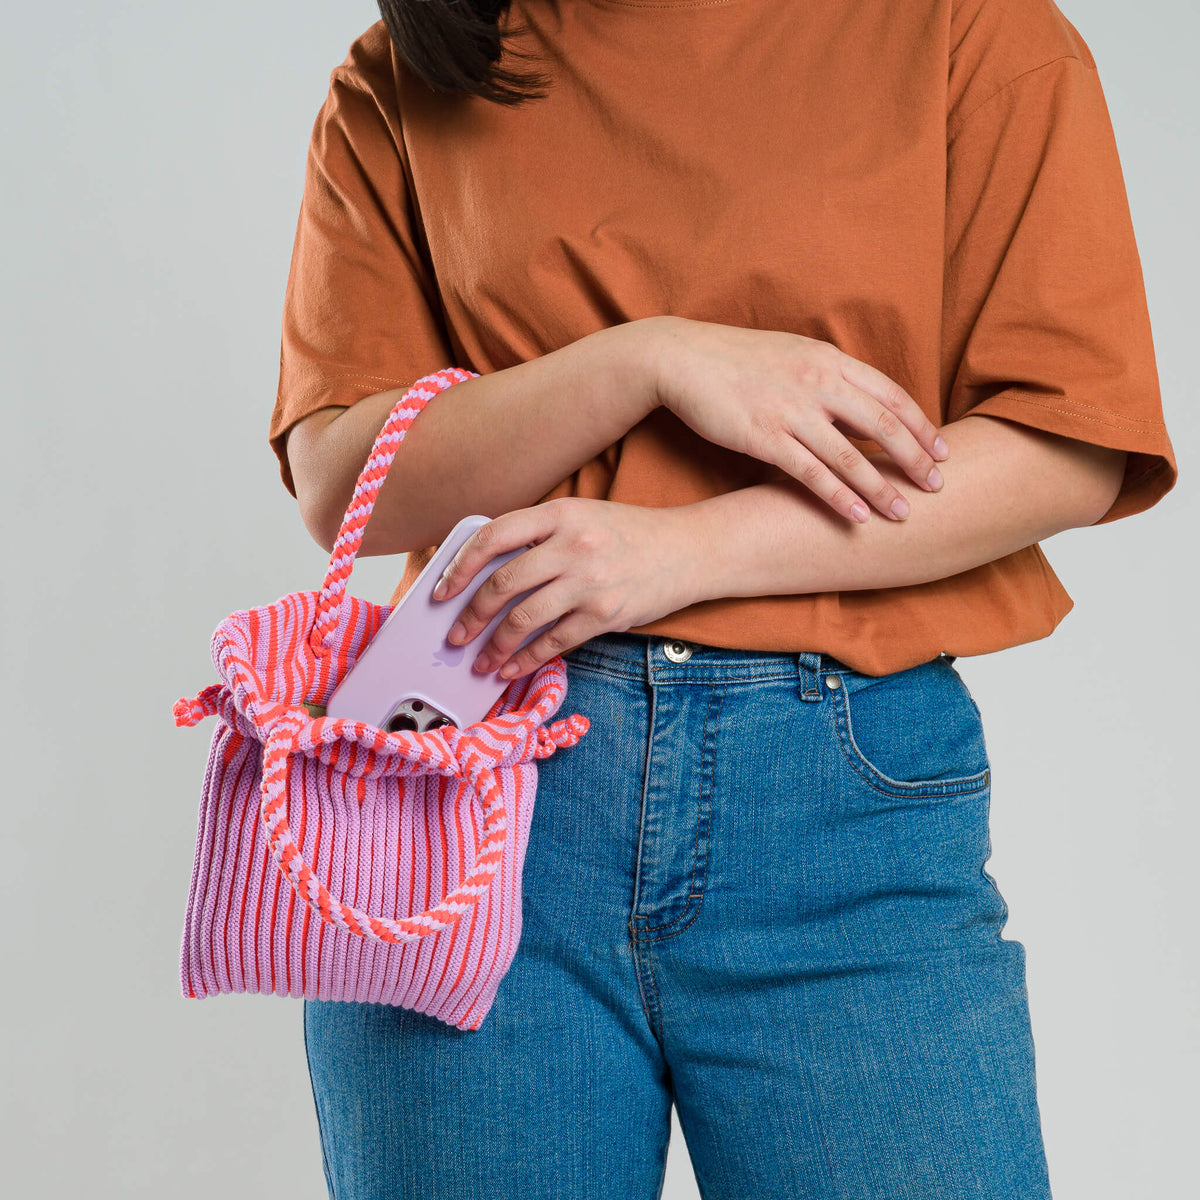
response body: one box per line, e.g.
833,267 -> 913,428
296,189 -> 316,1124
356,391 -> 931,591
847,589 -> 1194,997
430,497 -> 703,681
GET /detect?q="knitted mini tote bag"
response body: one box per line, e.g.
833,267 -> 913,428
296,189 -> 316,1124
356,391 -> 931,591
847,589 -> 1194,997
171,368 -> 590,1031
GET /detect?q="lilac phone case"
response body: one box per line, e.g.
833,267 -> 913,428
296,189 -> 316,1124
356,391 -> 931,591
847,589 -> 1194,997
323,514 -> 557,732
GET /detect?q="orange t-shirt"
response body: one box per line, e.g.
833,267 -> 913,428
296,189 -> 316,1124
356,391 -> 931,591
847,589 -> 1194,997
268,0 -> 1178,676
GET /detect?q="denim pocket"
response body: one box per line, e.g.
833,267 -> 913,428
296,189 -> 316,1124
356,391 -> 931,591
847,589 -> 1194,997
826,655 -> 990,799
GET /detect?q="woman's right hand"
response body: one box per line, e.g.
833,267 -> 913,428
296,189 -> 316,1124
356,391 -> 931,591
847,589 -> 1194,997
648,316 -> 950,523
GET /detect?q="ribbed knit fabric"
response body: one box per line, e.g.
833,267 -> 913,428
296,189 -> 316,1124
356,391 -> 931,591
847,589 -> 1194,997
172,369 -> 590,1030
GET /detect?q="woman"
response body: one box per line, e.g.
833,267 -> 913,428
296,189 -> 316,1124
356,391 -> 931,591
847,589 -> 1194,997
271,1 -> 1178,1196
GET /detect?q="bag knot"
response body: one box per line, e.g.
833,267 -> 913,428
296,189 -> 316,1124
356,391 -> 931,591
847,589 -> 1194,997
172,683 -> 224,727
532,712 -> 591,759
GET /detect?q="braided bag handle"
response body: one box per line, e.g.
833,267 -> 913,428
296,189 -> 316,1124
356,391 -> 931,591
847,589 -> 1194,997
307,367 -> 480,663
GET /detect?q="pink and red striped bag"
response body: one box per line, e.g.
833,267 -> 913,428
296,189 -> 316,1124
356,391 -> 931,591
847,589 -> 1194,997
171,368 -> 590,1030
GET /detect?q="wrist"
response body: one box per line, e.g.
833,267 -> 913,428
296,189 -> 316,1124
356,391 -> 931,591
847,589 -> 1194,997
652,499 -> 727,610
626,315 -> 691,420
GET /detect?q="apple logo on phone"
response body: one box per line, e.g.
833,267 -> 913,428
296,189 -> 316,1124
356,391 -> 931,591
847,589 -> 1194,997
432,642 -> 467,668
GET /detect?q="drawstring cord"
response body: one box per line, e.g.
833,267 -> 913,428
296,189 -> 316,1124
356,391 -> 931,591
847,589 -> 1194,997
533,713 -> 591,758
174,681 -> 589,767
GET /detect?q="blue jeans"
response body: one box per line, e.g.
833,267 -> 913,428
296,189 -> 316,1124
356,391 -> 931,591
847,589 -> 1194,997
303,632 -> 1053,1199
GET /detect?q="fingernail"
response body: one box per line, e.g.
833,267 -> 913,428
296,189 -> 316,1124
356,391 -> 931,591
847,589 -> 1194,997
850,502 -> 870,523
926,466 -> 943,490
432,577 -> 448,600
449,621 -> 467,644
473,652 -> 490,672
933,436 -> 949,458
499,662 -> 518,678
890,496 -> 910,519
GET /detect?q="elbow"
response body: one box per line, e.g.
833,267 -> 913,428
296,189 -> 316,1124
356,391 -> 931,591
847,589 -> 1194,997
1070,446 -> 1129,528
301,496 -> 339,557
284,411 -> 348,554
284,406 -> 436,556
292,464 -> 341,556
297,472 -> 354,556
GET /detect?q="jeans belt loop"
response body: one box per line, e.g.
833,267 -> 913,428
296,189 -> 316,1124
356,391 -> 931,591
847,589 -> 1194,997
796,650 -> 823,701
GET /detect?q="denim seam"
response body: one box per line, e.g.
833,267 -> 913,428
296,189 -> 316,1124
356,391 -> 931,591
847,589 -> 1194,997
630,931 -> 666,1045
629,668 -> 656,931
689,682 -> 720,899
565,652 -> 801,684
633,686 -> 722,940
650,667 -> 796,684
636,902 -> 708,944
303,1002 -> 337,1200
643,942 -> 666,1045
630,933 -> 658,1039
829,676 -> 992,799
978,800 -> 1014,941
564,658 -> 647,683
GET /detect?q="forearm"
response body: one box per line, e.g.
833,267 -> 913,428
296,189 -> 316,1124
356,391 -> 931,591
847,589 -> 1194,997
307,317 -> 669,556
675,413 -> 1128,602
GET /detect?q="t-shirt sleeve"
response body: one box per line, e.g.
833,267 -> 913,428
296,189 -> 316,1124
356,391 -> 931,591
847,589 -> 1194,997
941,47 -> 1178,525
268,38 -> 454,499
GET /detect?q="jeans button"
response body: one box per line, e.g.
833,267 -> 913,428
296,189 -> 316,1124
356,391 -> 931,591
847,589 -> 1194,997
663,639 -> 694,663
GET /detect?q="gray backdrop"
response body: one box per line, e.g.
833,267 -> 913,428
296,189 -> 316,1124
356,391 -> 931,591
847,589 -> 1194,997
2,2 -> 1194,1197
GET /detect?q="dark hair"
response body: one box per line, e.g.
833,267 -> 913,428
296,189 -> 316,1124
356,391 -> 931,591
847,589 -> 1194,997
377,0 -> 552,106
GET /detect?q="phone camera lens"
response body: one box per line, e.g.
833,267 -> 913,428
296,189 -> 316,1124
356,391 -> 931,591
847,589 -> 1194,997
386,713 -> 419,733
411,700 -> 425,711
428,716 -> 452,730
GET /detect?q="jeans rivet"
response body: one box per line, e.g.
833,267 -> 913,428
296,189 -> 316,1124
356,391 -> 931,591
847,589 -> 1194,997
663,640 -> 693,663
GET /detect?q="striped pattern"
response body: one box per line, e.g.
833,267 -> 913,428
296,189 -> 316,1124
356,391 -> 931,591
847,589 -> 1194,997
171,369 -> 590,1030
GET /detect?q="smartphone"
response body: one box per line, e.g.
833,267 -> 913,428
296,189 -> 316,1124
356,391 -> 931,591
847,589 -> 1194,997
323,514 -> 556,734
